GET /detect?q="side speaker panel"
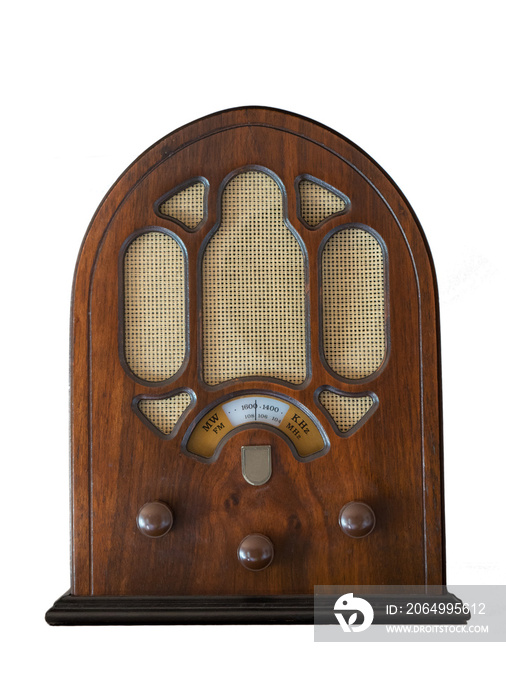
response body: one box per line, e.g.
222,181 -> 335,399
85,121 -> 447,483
123,230 -> 186,383
321,227 -> 387,381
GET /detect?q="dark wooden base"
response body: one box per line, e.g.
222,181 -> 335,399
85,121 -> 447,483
46,590 -> 470,626
46,591 -> 315,625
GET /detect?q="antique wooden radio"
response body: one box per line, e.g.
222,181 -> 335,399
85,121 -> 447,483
46,107 -> 447,624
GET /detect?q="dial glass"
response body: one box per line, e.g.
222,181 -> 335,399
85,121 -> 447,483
185,393 -> 327,461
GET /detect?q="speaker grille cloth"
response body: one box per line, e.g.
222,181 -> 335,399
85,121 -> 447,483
319,390 -> 374,433
322,228 -> 385,379
299,179 -> 346,227
159,181 -> 205,229
202,170 -> 306,386
124,231 -> 185,382
138,392 -> 192,435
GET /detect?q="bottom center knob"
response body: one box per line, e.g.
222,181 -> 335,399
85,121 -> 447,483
237,533 -> 274,571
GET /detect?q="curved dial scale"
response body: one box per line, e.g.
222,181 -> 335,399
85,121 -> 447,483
185,393 -> 328,461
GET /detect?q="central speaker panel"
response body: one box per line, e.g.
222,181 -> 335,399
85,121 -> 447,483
201,169 -> 308,387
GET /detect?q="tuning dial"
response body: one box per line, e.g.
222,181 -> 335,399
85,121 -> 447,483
237,533 -> 274,571
137,501 -> 174,538
339,501 -> 376,538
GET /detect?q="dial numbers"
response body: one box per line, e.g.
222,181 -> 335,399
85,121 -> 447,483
185,393 -> 327,461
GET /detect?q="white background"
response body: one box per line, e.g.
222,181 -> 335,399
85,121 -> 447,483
2,0 -> 505,696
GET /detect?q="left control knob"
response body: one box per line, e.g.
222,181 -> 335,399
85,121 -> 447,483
137,501 -> 174,538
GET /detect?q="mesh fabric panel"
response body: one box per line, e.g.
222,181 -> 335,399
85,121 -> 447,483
202,170 -> 306,386
124,231 -> 185,382
138,392 -> 192,435
159,181 -> 205,229
299,179 -> 347,227
322,227 -> 385,379
319,390 -> 374,433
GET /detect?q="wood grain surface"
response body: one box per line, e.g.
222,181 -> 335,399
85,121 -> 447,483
70,107 -> 444,596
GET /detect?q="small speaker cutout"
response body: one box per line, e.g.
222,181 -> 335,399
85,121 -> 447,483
321,227 -> 387,381
297,176 -> 349,228
123,230 -> 186,383
137,391 -> 193,436
318,388 -> 376,436
202,169 -> 307,387
157,179 -> 207,231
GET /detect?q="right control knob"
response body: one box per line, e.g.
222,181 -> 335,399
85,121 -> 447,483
339,501 -> 376,538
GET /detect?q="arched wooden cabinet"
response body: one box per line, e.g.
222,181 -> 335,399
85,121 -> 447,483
46,107 -> 459,625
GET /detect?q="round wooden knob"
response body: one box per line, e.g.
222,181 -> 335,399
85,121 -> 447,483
339,501 -> 376,538
137,501 -> 174,538
237,534 -> 274,571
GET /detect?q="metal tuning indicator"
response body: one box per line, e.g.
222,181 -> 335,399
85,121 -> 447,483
241,445 -> 272,486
